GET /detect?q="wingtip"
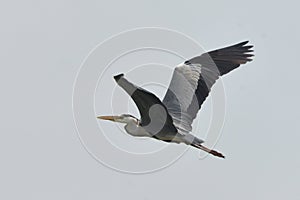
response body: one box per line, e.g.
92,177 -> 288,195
240,40 -> 249,46
113,73 -> 124,81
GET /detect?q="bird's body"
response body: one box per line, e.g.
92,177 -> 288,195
98,41 -> 254,158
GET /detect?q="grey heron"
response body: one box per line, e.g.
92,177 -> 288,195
98,41 -> 254,158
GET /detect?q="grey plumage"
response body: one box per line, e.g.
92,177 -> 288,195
99,41 -> 254,158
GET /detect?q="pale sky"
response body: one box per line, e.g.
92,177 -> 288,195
1,0 -> 299,199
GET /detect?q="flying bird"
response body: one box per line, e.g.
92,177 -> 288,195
98,41 -> 254,158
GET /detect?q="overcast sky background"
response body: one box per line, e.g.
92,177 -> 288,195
1,0 -> 300,199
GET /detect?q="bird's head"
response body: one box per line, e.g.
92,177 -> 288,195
97,114 -> 139,124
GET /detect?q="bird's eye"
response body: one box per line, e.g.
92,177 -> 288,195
121,114 -> 128,118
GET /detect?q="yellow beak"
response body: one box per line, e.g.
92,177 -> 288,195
97,115 -> 119,121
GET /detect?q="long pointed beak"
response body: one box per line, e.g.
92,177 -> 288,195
97,115 -> 119,121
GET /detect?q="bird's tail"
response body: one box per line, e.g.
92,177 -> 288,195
191,141 -> 225,158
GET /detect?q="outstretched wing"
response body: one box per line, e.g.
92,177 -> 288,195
162,41 -> 254,134
114,74 -> 178,137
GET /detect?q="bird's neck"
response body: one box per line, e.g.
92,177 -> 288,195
124,121 -> 150,137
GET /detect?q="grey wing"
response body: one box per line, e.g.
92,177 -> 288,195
162,41 -> 254,134
114,74 -> 178,137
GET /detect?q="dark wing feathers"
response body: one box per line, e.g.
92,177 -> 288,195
113,74 -> 178,135
187,41 -> 254,75
114,41 -> 254,136
163,41 -> 254,133
187,41 -> 254,108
